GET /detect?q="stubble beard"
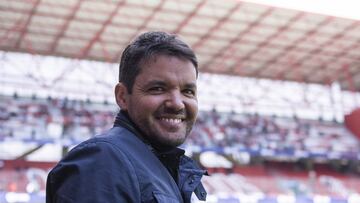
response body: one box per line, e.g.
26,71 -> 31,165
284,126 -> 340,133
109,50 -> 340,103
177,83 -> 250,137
141,116 -> 195,149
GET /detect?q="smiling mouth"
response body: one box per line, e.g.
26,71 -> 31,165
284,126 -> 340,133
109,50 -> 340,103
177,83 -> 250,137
159,117 -> 183,124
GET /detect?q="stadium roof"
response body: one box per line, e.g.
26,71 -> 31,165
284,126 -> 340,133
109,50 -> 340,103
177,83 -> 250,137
1,0 -> 360,91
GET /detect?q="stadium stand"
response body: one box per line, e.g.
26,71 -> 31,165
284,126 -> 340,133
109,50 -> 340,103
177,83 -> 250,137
1,95 -> 359,160
0,95 -> 115,143
3,67 -> 359,163
188,110 -> 360,160
1,95 -> 360,202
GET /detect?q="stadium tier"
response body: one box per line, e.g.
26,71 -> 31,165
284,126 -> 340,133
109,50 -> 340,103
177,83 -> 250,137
1,95 -> 359,161
1,95 -> 360,202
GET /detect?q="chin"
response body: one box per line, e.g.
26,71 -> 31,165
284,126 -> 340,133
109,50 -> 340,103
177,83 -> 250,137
156,136 -> 186,148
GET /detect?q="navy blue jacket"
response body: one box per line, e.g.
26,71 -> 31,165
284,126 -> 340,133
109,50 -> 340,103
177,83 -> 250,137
46,112 -> 207,203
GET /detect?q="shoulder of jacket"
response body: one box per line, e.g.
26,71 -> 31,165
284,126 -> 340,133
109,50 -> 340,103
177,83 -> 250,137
70,126 -> 148,156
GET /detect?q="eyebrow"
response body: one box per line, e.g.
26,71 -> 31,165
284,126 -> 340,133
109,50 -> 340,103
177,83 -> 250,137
145,80 -> 197,89
183,83 -> 197,90
145,80 -> 167,87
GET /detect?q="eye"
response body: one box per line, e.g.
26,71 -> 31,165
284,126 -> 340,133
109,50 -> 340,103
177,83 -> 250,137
148,86 -> 165,94
183,89 -> 196,97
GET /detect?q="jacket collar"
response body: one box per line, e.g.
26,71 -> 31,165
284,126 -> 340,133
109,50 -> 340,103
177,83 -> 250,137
113,111 -> 207,201
113,110 -> 150,144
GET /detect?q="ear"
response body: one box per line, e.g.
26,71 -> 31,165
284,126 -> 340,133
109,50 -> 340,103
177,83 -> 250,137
115,83 -> 129,110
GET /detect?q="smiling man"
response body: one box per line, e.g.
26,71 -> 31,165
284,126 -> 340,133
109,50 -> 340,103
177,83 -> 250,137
46,31 -> 207,203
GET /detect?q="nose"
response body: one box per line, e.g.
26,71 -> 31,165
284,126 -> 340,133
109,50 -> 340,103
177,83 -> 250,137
165,91 -> 185,111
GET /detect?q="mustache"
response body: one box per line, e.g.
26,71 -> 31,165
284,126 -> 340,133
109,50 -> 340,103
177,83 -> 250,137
155,107 -> 186,117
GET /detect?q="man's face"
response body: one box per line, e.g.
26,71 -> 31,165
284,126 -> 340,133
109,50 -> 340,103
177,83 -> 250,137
117,55 -> 198,148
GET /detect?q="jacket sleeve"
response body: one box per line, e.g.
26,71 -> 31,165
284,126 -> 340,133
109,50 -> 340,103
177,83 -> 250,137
46,140 -> 141,203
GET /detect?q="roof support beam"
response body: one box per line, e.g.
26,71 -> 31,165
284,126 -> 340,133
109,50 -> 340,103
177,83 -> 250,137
15,0 -> 41,49
266,16 -> 333,80
112,0 -> 166,61
80,0 -> 126,58
4,1 -> 221,24
296,21 -> 359,78
302,21 -> 360,84
343,64 -> 356,92
192,2 -> 242,49
326,59 -> 360,90
0,17 -> 26,46
172,0 -> 207,34
50,61 -> 82,87
202,7 -> 274,72
230,11 -> 304,73
3,24 -> 358,61
15,144 -> 45,160
127,0 -> 166,39
50,0 -> 84,52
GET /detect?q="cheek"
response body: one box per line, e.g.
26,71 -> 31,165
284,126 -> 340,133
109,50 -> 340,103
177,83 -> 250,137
187,100 -> 198,118
133,97 -> 163,114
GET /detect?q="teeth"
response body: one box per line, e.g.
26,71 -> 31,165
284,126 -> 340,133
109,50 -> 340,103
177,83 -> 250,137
160,118 -> 182,124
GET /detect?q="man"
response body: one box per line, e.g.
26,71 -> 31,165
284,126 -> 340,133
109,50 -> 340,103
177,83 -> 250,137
46,31 -> 207,203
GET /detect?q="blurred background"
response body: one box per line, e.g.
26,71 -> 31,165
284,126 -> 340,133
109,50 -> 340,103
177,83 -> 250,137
1,0 -> 360,202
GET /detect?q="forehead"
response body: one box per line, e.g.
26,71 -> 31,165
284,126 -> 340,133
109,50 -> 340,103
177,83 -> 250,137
137,55 -> 197,83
